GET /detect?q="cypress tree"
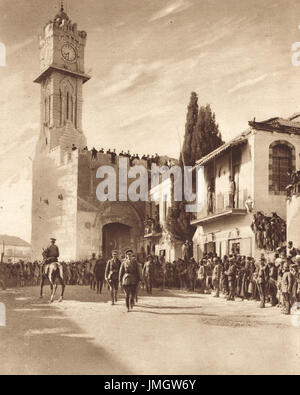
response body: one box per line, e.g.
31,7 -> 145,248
166,96 -> 224,243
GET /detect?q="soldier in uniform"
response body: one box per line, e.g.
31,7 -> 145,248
281,261 -> 294,315
105,250 -> 121,305
119,249 -> 141,312
142,255 -> 154,294
94,255 -> 106,294
257,259 -> 267,308
226,257 -> 236,301
212,258 -> 222,298
89,253 -> 97,290
42,238 -> 62,278
197,260 -> 206,294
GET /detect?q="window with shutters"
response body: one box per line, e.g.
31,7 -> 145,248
269,141 -> 295,195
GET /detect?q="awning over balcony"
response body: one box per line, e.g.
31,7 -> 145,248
191,208 -> 247,225
193,132 -> 250,168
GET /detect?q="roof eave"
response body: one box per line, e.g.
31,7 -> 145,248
34,66 -> 91,84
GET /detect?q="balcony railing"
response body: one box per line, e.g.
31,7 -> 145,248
192,191 -> 247,224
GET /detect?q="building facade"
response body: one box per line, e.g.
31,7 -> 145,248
144,177 -> 182,262
0,235 -> 31,264
192,115 -> 300,260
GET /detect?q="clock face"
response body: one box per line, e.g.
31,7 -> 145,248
61,43 -> 77,63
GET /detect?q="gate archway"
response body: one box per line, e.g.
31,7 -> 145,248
102,222 -> 132,260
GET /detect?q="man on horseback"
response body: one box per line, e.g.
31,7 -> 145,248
40,238 -> 65,302
42,238 -> 62,278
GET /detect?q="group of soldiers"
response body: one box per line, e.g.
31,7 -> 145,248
251,211 -> 286,251
88,249 -> 155,312
286,169 -> 300,197
74,145 -> 163,168
191,241 -> 300,315
2,238 -> 300,315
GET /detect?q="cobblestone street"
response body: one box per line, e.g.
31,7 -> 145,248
1,286 -> 300,375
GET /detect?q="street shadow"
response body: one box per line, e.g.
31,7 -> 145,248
0,289 -> 131,375
38,285 -> 125,304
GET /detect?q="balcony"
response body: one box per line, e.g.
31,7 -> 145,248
191,192 -> 247,225
144,220 -> 162,238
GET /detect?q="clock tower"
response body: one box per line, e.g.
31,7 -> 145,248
34,5 -> 90,151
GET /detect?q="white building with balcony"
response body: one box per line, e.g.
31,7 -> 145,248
144,177 -> 183,262
192,114 -> 300,260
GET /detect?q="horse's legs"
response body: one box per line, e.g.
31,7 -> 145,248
49,282 -> 54,302
58,280 -> 65,302
50,282 -> 57,303
40,276 -> 45,298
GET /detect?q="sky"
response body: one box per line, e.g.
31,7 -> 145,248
1,0 -> 300,241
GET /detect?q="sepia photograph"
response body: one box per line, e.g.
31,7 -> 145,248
1,0 -> 300,378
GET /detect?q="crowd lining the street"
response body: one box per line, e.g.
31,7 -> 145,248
0,242 -> 299,315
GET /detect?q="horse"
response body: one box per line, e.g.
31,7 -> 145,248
40,256 -> 65,303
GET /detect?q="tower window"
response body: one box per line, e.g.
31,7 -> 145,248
71,96 -> 74,123
67,92 -> 69,120
44,97 -> 47,124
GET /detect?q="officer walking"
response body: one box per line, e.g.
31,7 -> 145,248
119,249 -> 141,312
105,250 -> 121,305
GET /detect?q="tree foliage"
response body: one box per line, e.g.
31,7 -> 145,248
166,93 -> 224,243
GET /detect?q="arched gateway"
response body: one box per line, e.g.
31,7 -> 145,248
93,202 -> 145,260
102,223 -> 131,260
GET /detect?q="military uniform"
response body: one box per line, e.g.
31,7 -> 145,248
257,263 -> 267,308
226,261 -> 236,301
94,257 -> 106,294
212,261 -> 222,297
89,256 -> 97,290
282,269 -> 294,315
142,259 -> 154,294
105,257 -> 121,304
119,257 -> 141,311
197,264 -> 206,294
267,263 -> 278,306
43,241 -> 62,277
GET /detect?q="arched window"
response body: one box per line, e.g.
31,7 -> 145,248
67,92 -> 69,120
44,97 -> 47,124
59,90 -> 62,125
71,96 -> 74,122
269,141 -> 295,194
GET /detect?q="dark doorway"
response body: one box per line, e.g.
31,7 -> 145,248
102,223 -> 132,260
